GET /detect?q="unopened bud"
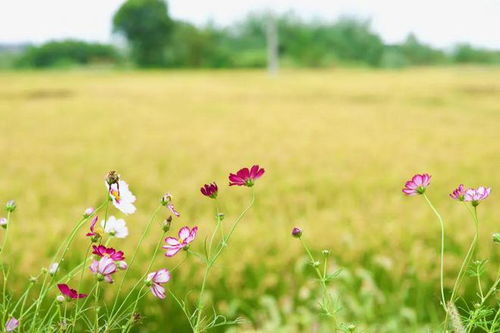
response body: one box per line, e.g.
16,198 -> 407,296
29,276 -> 38,283
105,171 -> 120,185
83,207 -> 94,218
48,263 -> 59,276
117,261 -> 128,270
56,295 -> 65,303
291,227 -> 302,238
312,261 -> 320,268
493,233 -> 500,244
322,250 -> 331,256
162,216 -> 172,232
5,200 -> 16,213
0,217 -> 7,229
217,213 -> 225,221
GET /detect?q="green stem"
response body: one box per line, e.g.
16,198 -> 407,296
1,211 -> 12,325
94,282 -> 100,332
109,205 -> 162,319
449,204 -> 479,303
106,230 -> 166,329
422,194 -> 447,313
71,242 -> 93,331
193,189 -> 255,333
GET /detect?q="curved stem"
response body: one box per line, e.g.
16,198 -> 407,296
422,194 -> 447,313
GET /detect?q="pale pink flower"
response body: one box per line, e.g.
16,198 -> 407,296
146,268 -> 171,299
5,317 -> 18,332
402,173 -> 431,196
229,165 -> 265,187
89,257 -> 117,283
83,207 -> 94,218
464,186 -> 491,206
161,193 -> 180,217
107,180 -> 136,215
449,184 -> 466,201
163,226 -> 198,257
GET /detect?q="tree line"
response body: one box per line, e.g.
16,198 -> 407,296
3,0 -> 500,69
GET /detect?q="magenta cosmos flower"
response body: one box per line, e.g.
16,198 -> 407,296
92,245 -> 125,261
163,226 -> 198,257
90,257 -> 117,283
5,318 -> 18,332
464,186 -> 491,206
229,165 -> 265,187
146,268 -> 171,299
291,227 -> 302,238
200,182 -> 218,198
402,173 -> 431,196
449,184 -> 466,201
57,284 -> 87,299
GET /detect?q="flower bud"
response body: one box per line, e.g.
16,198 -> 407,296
29,276 -> 38,283
322,250 -> 331,257
0,217 -> 7,229
105,171 -> 120,185
291,227 -> 302,238
493,233 -> 500,244
48,263 -> 59,276
117,261 -> 128,270
83,207 -> 94,218
162,216 -> 172,232
160,193 -> 173,206
217,213 -> 225,221
5,200 -> 16,213
312,260 -> 320,268
56,295 -> 65,303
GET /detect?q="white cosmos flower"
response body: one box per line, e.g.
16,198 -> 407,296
107,180 -> 136,215
101,216 -> 128,238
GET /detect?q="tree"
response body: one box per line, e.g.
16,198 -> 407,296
113,0 -> 173,67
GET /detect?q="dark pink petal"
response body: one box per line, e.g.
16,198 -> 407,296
57,284 -> 71,297
237,168 -> 250,179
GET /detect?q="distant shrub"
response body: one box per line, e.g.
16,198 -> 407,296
453,43 -> 500,64
15,40 -> 121,68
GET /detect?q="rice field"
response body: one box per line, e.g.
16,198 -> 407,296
0,67 -> 499,332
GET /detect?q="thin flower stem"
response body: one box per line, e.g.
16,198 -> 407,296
449,203 -> 479,304
122,285 -> 148,333
1,211 -> 12,325
299,237 -> 337,329
192,188 -> 255,333
94,282 -> 100,332
106,230 -> 166,329
109,205 -> 162,318
71,242 -> 93,330
30,201 -> 106,330
422,194 -> 447,313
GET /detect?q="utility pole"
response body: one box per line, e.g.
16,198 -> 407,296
266,13 -> 279,76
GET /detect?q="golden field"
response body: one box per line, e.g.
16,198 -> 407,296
0,67 -> 499,331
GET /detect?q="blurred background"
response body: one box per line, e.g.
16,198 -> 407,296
0,1 -> 499,332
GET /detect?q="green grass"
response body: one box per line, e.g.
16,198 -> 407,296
0,67 -> 498,332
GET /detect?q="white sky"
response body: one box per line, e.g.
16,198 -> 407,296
0,0 -> 499,49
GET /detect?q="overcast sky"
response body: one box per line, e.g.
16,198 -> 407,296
0,0 -> 499,49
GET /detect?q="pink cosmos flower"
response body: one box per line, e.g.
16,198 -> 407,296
402,173 -> 431,196
163,226 -> 198,257
89,257 -> 117,283
229,165 -> 265,187
92,245 -> 125,261
449,184 -> 466,201
146,268 -> 171,299
57,284 -> 87,299
464,186 -> 491,206
5,317 -> 18,332
107,180 -> 136,215
161,193 -> 180,217
291,227 -> 302,238
200,182 -> 218,198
